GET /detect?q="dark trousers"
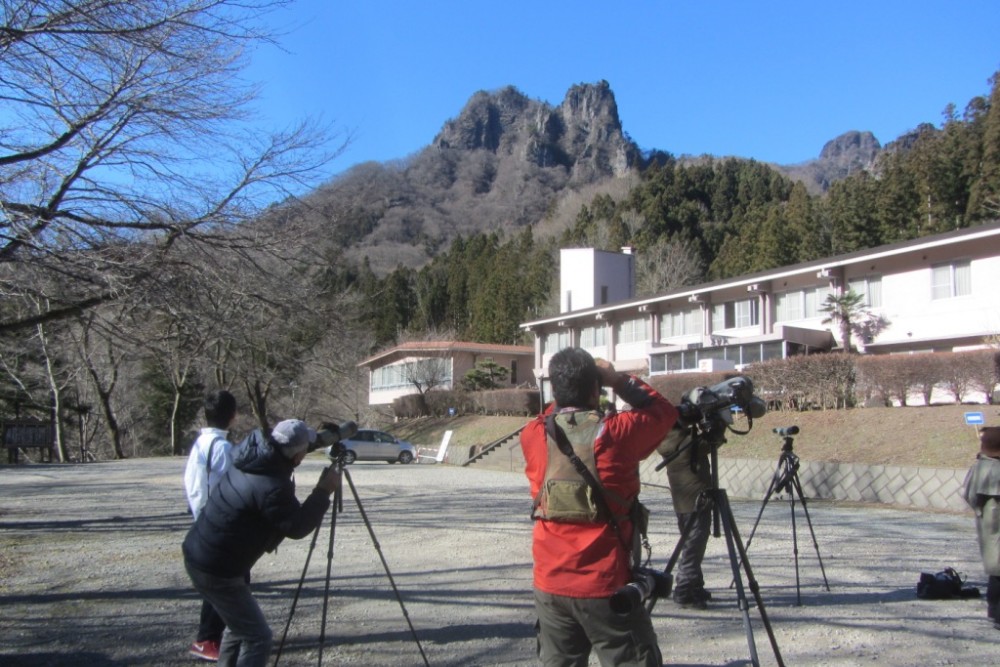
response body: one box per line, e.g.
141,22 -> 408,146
988,575 -> 1000,620
533,588 -> 662,667
674,509 -> 711,596
197,597 -> 226,642
186,561 -> 271,667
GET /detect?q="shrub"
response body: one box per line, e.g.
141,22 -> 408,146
476,389 -> 541,415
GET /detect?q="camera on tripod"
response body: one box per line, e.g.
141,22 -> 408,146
609,567 -> 673,615
680,376 -> 767,428
655,376 -> 767,473
312,420 -> 359,456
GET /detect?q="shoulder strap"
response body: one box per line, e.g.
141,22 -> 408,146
205,436 -> 223,479
544,414 -> 625,541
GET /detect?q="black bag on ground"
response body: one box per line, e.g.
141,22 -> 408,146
916,567 -> 980,599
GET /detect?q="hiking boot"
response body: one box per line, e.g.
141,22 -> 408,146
672,590 -> 708,610
189,640 -> 220,662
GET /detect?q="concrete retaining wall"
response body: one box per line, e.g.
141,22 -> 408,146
640,455 -> 970,512
466,440 -> 972,513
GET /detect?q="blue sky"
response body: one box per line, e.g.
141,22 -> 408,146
246,1 -> 1000,179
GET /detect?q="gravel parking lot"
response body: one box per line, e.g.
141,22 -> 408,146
0,456 -> 995,666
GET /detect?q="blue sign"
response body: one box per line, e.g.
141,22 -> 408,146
965,412 -> 985,425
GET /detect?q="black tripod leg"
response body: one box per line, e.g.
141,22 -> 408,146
716,490 -> 785,667
730,461 -> 782,590
792,474 -> 830,592
745,466 -> 782,551
273,480 -> 339,667
342,468 -> 431,667
788,489 -> 801,606
316,474 -> 343,666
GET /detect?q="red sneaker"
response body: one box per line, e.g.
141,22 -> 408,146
189,640 -> 220,662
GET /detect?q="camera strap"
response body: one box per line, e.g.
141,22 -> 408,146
205,436 -> 223,483
545,414 -> 633,557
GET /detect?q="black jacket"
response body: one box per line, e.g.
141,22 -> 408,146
182,429 -> 331,578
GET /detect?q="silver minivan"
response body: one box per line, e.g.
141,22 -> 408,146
326,429 -> 416,464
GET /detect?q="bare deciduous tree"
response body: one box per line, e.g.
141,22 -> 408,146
0,0 -> 343,333
634,236 -> 705,297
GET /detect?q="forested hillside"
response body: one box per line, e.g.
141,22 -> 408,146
329,73 -> 1000,350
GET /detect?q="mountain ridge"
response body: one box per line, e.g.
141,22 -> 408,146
290,81 -> 892,273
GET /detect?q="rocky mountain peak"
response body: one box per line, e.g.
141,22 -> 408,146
433,81 -> 639,180
779,130 -> 882,193
818,130 -> 881,170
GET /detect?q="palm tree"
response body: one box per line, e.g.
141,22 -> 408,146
820,290 -> 878,353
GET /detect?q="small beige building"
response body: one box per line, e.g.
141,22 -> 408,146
359,341 -> 534,406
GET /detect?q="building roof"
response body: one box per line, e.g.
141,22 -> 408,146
359,341 -> 533,368
521,220 -> 1000,329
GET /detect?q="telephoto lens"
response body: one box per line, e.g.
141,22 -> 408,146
609,569 -> 672,615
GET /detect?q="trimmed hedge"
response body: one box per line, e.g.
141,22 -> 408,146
392,388 -> 540,418
753,349 -> 999,410
390,349 -> 999,417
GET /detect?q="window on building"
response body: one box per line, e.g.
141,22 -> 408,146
651,341 -> 781,375
579,324 -> 607,349
775,291 -> 803,321
616,317 -> 650,344
600,285 -> 609,304
931,261 -> 971,299
371,358 -> 451,391
543,330 -> 571,355
712,298 -> 759,330
659,306 -> 703,339
775,286 -> 830,322
848,276 -> 883,307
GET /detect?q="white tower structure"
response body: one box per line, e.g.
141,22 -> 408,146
559,247 -> 635,313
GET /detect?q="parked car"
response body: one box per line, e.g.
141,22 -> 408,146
325,429 -> 416,464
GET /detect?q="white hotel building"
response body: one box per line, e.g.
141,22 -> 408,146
519,222 -> 1000,391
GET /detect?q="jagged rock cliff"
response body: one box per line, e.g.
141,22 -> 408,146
779,130 -> 881,193
434,81 -> 640,182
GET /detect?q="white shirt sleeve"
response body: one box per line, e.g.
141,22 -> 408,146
184,441 -> 207,519
206,440 -> 232,496
184,432 -> 233,520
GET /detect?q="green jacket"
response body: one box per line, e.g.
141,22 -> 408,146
963,454 -> 1000,576
658,428 -> 712,514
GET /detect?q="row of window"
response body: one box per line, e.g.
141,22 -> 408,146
649,341 -> 817,373
371,358 -> 452,391
541,262 -> 970,355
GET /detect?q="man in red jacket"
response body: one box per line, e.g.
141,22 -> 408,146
523,347 -> 680,666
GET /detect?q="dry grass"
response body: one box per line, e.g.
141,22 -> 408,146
389,404 -> 999,469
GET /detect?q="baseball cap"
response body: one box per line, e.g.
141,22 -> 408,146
271,419 -> 316,457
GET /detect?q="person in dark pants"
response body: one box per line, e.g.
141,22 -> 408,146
963,426 -> 1000,627
183,419 -> 338,667
659,426 -> 713,610
183,390 -> 238,661
522,348 -> 680,666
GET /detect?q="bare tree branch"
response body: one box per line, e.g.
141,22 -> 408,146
0,0 -> 345,332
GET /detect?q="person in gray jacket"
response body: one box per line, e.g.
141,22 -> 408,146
963,426 -> 1000,627
183,419 -> 338,667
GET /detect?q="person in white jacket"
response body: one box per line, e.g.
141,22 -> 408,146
183,390 -> 238,662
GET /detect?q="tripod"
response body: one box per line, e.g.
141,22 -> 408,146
742,427 -> 830,605
273,456 -> 430,667
654,420 -> 785,667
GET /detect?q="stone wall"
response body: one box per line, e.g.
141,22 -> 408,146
640,455 -> 970,512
